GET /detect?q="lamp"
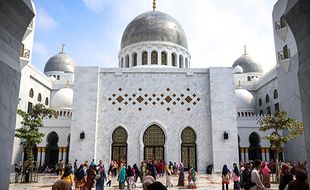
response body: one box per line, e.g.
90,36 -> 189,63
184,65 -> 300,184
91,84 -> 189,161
80,131 -> 85,139
223,131 -> 229,139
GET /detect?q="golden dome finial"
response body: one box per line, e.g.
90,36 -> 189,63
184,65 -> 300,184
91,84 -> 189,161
61,43 -> 65,53
244,44 -> 247,55
153,0 -> 156,11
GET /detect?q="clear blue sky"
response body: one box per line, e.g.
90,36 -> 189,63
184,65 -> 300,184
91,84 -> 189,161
32,0 -> 278,72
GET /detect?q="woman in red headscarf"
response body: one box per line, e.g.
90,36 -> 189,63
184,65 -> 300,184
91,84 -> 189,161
261,162 -> 271,188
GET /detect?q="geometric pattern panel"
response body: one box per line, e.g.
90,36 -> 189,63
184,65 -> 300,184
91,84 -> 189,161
181,127 -> 196,144
143,125 -> 165,146
181,146 -> 197,170
144,146 -> 164,161
107,87 -> 201,112
112,146 -> 127,163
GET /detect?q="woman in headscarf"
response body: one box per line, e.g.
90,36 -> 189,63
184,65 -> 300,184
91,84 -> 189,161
133,164 -> 140,182
173,162 -> 179,176
232,163 -> 240,190
126,165 -> 136,190
61,164 -> 73,187
222,164 -> 230,190
279,163 -> 294,190
75,164 -> 86,190
118,166 -> 126,190
95,160 -> 106,190
188,165 -> 197,189
287,169 -> 309,190
165,164 -> 173,187
85,165 -> 96,190
177,162 -> 185,186
261,161 -> 271,188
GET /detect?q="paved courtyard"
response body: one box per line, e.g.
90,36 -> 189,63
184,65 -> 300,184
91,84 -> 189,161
9,173 -> 279,190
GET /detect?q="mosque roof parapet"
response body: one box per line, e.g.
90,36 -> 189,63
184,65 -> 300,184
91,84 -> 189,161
237,113 -> 267,120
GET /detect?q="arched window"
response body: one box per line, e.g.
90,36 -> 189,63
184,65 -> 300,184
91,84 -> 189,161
247,76 -> 251,81
37,93 -> 42,102
259,98 -> 262,107
143,124 -> 165,161
57,75 -> 60,80
266,94 -> 270,103
274,89 -> 278,99
132,52 -> 137,66
45,97 -> 49,106
171,53 -> 176,67
121,57 -> 124,68
142,51 -> 148,65
29,88 -> 34,98
151,51 -> 158,65
179,55 -> 183,68
161,51 -> 167,65
125,55 -> 129,68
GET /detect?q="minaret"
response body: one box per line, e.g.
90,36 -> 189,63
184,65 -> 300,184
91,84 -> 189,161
243,44 -> 247,55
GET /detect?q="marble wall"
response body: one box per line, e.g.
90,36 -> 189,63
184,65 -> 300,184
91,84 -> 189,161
0,0 -> 34,188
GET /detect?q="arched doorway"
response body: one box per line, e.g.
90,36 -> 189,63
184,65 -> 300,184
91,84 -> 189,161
143,125 -> 165,161
248,132 -> 262,160
45,131 -> 59,168
111,127 -> 128,163
181,127 -> 197,170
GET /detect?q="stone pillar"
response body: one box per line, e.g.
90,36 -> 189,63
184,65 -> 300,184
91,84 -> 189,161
240,148 -> 244,162
266,148 -> 270,162
63,148 -> 67,166
167,52 -> 172,66
59,147 -> 63,161
158,50 -> 161,65
0,1 -> 34,189
41,147 -> 46,166
37,148 -> 41,167
245,148 -> 249,161
137,50 -> 142,66
147,50 -> 151,65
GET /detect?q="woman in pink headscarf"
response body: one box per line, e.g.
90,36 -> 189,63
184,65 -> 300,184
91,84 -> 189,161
261,161 -> 271,188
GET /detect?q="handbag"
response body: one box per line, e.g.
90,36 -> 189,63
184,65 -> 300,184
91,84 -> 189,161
95,172 -> 101,180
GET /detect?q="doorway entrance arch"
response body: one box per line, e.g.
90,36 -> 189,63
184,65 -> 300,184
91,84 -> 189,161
143,124 -> 165,161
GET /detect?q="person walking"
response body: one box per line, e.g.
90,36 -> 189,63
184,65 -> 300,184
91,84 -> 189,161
241,163 -> 253,190
126,165 -> 136,190
118,166 -> 126,190
222,165 -> 231,190
133,164 -> 140,182
96,160 -> 107,190
279,163 -> 294,190
165,164 -> 173,188
287,169 -> 309,190
188,165 -> 197,189
14,161 -> 22,183
85,165 -> 96,190
261,162 -> 271,188
75,165 -> 86,190
61,164 -> 73,187
232,163 -> 240,190
250,160 -> 265,190
177,162 -> 185,186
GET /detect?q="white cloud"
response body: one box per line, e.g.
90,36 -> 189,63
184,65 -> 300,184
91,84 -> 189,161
82,0 -> 105,12
36,8 -> 57,30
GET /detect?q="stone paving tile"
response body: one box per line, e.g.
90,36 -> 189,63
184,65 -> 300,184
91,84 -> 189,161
9,173 -> 279,190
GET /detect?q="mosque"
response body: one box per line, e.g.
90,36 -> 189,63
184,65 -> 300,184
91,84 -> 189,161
12,0 -> 306,172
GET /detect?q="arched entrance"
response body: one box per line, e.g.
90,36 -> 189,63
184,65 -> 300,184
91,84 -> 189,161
45,131 -> 59,167
111,127 -> 128,163
181,127 -> 197,170
143,125 -> 165,161
248,132 -> 262,160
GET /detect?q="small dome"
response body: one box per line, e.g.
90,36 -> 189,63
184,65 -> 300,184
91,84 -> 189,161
232,54 -> 263,73
234,65 -> 243,74
44,52 -> 76,73
121,11 -> 188,49
51,88 -> 73,109
235,89 -> 256,111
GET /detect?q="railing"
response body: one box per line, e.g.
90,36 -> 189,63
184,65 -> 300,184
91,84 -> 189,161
277,49 -> 290,61
20,48 -> 30,59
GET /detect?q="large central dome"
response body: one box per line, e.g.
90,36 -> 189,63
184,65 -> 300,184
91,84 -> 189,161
121,11 -> 188,49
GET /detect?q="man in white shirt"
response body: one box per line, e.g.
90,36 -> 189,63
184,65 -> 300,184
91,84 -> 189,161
251,160 -> 266,190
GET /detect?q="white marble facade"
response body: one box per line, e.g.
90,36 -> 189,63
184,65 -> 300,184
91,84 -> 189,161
70,67 -> 238,172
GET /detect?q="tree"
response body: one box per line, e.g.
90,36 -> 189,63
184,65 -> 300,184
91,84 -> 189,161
15,103 -> 56,168
258,111 -> 303,159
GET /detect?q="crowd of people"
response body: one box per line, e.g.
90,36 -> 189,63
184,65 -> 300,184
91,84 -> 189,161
51,159 -> 197,190
221,159 -> 309,190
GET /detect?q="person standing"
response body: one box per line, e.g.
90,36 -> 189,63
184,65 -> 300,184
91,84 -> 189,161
74,159 -> 78,171
96,160 -> 107,190
287,169 -> 309,190
74,165 -> 86,190
279,163 -> 294,190
261,162 -> 271,188
61,164 -> 73,187
232,163 -> 240,190
126,165 -> 136,190
222,165 -> 231,190
241,163 -> 252,190
118,166 -> 126,190
173,162 -> 179,176
250,160 -> 265,190
133,164 -> 140,182
14,161 -> 22,183
85,165 -> 96,190
177,162 -> 185,186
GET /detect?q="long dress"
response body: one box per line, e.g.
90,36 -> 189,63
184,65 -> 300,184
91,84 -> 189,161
85,168 -> 96,190
188,168 -> 197,189
178,165 -> 185,186
127,176 -> 136,190
166,165 -> 173,187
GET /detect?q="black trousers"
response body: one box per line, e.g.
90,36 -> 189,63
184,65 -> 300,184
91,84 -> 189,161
222,183 -> 228,190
